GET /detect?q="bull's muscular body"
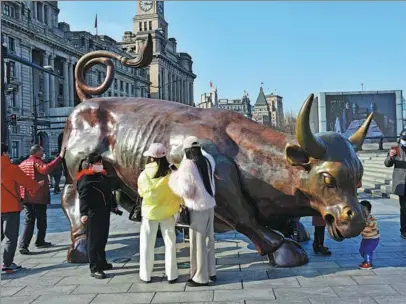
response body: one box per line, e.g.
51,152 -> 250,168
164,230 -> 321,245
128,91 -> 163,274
61,96 -> 372,267
61,38 -> 373,267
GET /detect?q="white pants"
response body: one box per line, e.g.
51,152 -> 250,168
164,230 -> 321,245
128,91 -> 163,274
189,208 -> 216,284
139,216 -> 178,281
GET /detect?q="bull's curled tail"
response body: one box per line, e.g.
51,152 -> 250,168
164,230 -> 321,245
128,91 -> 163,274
74,34 -> 153,102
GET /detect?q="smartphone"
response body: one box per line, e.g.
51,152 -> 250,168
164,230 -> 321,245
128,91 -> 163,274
169,164 -> 177,171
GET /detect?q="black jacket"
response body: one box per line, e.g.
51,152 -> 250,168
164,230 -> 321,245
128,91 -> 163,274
76,169 -> 117,217
384,145 -> 406,196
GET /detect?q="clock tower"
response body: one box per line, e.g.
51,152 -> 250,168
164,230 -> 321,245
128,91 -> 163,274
133,1 -> 168,41
120,1 -> 196,104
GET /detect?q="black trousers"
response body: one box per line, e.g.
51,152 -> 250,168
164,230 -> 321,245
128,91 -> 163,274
53,175 -> 61,193
399,196 -> 406,233
313,226 -> 326,248
19,203 -> 47,248
87,210 -> 110,272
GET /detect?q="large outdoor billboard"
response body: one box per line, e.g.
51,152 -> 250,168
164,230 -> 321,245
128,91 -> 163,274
325,92 -> 397,138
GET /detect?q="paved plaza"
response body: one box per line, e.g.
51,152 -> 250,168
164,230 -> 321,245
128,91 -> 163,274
1,193 -> 406,304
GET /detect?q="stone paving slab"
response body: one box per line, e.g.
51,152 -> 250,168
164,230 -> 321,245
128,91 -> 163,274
31,294 -> 97,304
2,194 -> 406,304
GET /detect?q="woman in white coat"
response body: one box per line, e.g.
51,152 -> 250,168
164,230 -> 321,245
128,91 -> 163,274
169,136 -> 216,287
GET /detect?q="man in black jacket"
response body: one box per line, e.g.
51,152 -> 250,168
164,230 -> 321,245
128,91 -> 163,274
384,129 -> 406,239
76,153 -> 119,279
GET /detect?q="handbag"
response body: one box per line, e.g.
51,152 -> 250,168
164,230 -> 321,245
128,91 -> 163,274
177,205 -> 190,226
129,194 -> 142,222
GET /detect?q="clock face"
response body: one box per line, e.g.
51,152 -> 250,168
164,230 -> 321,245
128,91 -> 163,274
140,0 -> 153,12
158,1 -> 164,14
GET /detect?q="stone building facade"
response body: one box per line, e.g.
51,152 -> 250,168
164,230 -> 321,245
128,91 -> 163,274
217,94 -> 252,119
1,1 -> 154,160
252,87 -> 271,126
119,1 -> 196,105
196,85 -> 252,119
265,93 -> 284,129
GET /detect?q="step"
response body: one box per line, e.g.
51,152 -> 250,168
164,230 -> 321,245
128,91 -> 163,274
358,152 -> 388,158
362,163 -> 394,171
361,180 -> 380,189
362,171 -> 393,180
361,175 -> 390,185
361,160 -> 387,166
358,187 -> 375,194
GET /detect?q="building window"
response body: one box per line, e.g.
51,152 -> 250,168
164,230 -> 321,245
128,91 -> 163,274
139,22 -> 142,31
144,22 -> 147,31
149,21 -> 152,30
114,79 -> 117,89
89,39 -> 94,49
59,84 -> 63,96
8,91 -> 16,108
108,91 -> 112,97
131,85 -> 134,95
11,141 -> 19,159
3,3 -> 16,18
44,5 -> 48,24
21,4 -> 25,16
125,83 -> 129,94
120,80 -> 124,91
80,37 -> 85,47
36,2 -> 42,21
97,71 -> 102,83
8,37 -> 15,52
8,61 -> 15,78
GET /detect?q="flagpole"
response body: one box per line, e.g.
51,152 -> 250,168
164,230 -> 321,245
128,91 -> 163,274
95,14 -> 98,36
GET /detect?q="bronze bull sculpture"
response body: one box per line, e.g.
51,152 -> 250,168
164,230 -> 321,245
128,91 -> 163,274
60,35 -> 372,267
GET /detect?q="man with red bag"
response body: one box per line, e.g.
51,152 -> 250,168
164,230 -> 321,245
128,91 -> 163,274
18,144 -> 66,254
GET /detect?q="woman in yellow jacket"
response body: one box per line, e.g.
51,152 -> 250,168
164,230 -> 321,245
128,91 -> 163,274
138,143 -> 181,284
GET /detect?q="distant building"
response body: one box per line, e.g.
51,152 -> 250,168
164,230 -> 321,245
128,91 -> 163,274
196,84 -> 251,118
265,93 -> 284,129
252,87 -> 271,126
197,85 -> 218,109
217,93 -> 252,119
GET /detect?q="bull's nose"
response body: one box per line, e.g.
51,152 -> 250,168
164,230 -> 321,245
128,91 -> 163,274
339,206 -> 356,222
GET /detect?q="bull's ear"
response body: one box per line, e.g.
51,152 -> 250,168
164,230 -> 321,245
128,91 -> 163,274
285,144 -> 311,168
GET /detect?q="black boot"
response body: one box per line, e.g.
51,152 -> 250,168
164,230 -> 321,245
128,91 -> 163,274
400,197 -> 406,237
313,226 -> 331,256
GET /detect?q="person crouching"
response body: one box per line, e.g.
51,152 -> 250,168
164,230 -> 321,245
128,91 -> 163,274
77,153 -> 118,279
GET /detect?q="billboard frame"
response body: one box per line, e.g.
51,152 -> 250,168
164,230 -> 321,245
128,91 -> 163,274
316,90 -> 403,136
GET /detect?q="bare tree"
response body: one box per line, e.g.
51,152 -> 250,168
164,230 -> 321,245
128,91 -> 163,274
282,111 -> 297,135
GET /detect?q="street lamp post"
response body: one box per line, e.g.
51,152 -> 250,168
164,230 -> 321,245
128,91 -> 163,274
1,40 -> 8,144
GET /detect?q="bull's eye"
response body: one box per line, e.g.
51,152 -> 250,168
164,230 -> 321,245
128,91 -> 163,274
322,173 -> 336,188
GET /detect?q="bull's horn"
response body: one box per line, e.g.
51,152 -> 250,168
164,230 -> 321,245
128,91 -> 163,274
348,113 -> 374,148
296,94 -> 326,159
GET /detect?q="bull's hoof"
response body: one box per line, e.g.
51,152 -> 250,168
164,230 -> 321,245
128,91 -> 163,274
67,238 -> 88,263
267,238 -> 308,267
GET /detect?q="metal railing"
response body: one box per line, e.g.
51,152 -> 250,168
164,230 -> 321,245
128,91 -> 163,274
363,136 -> 399,151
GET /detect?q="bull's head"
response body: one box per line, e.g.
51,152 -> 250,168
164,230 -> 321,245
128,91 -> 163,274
285,94 -> 373,241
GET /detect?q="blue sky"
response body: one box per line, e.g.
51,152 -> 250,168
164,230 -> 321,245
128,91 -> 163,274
59,1 -> 406,114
